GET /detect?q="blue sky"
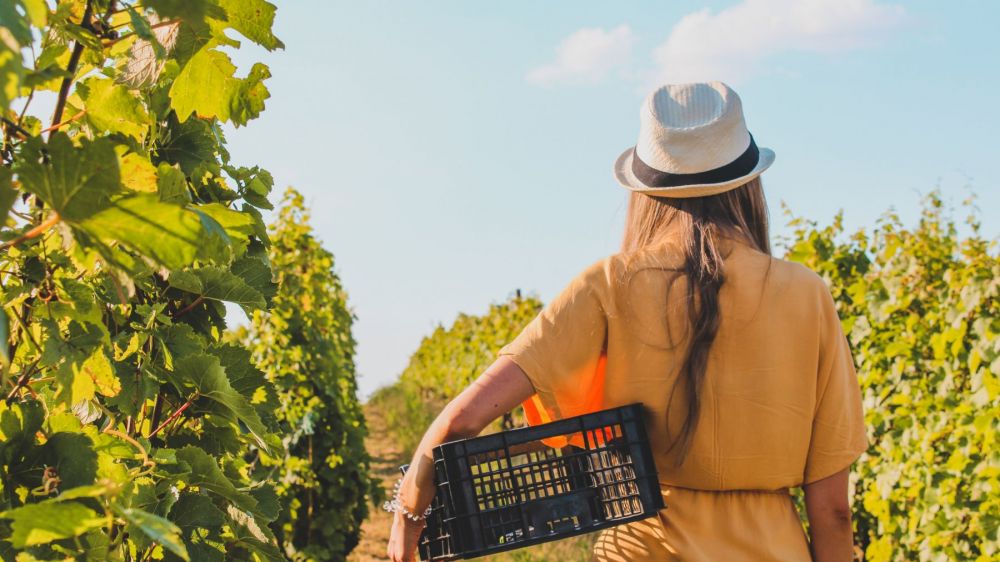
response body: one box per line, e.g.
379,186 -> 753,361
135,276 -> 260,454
223,0 -> 999,398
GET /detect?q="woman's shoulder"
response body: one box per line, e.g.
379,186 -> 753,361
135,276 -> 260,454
766,253 -> 827,286
556,252 -> 645,306
767,256 -> 834,301
567,254 -> 620,292
717,240 -> 828,291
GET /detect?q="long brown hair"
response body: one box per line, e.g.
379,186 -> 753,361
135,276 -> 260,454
621,177 -> 771,463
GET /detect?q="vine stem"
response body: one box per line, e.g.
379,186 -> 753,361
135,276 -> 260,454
173,295 -> 205,318
4,360 -> 41,405
103,427 -> 151,467
108,273 -> 128,305
148,392 -> 164,435
102,18 -> 181,47
5,299 -> 40,375
148,392 -> 198,438
0,213 -> 60,250
307,435 -> 315,542
138,543 -> 158,562
39,111 -> 86,135
50,0 -> 94,137
1,117 -> 31,139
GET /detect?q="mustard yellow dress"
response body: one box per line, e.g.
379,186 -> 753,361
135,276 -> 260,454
498,237 -> 868,561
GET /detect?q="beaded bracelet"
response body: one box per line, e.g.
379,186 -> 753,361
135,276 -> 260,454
381,477 -> 433,521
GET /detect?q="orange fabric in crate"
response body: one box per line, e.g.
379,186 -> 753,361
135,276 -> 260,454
520,354 -> 607,449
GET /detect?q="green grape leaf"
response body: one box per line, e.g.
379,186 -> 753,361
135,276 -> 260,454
175,446 -> 259,513
19,0 -> 48,27
172,265 -> 267,312
78,529 -> 113,561
53,343 -> 120,405
56,358 -> 92,405
0,501 -> 105,548
170,493 -> 226,530
14,132 -> 122,222
0,47 -> 24,111
105,367 -> 158,418
0,157 -> 17,223
157,162 -> 190,203
40,319 -> 105,369
77,194 -> 214,269
35,432 -> 98,489
0,3 -> 33,45
242,204 -> 269,246
231,255 -> 277,306
196,205 -> 237,263
0,400 -> 44,456
116,506 -> 190,561
248,485 -> 280,522
156,113 -> 225,175
119,153 -> 159,193
77,78 -> 151,140
226,165 -> 274,210
210,343 -> 279,436
23,62 -> 68,89
158,323 -> 206,367
32,277 -> 103,326
167,270 -> 204,294
195,202 -> 255,256
145,0 -> 225,24
84,347 -> 120,398
33,41 -> 67,82
62,22 -> 104,53
170,355 -> 271,453
209,344 -> 266,398
169,46 -> 270,126
187,540 -> 228,562
216,0 -> 285,51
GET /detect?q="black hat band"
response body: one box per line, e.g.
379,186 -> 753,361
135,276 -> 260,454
631,134 -> 761,188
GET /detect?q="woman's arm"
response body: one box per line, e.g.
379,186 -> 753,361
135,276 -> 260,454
387,356 -> 536,562
803,468 -> 855,562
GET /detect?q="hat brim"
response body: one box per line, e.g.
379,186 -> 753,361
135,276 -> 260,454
613,146 -> 775,198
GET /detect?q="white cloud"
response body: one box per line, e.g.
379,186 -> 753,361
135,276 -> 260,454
651,0 -> 905,85
528,0 -> 904,88
526,25 -> 635,86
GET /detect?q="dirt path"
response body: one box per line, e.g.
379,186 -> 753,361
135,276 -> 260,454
349,404 -> 405,562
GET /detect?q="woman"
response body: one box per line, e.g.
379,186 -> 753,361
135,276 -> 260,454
386,82 -> 867,561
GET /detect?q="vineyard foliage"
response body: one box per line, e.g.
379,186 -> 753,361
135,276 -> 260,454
785,194 -> 998,561
235,189 -> 375,562
370,295 -> 541,453
0,1 -> 369,561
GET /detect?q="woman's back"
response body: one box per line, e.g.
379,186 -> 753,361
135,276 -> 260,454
500,238 -> 867,560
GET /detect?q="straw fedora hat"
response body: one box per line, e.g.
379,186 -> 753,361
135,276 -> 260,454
614,81 -> 774,197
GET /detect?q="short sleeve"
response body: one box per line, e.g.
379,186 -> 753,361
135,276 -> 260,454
499,261 -> 608,424
803,286 -> 869,484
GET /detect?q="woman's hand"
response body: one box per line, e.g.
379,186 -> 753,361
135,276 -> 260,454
384,357 -> 536,561
387,511 -> 425,562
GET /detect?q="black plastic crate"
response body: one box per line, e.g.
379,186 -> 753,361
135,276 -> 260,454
406,403 -> 664,560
